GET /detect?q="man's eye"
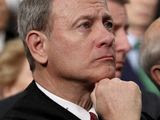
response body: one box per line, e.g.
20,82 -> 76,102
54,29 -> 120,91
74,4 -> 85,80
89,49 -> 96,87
79,21 -> 92,29
104,21 -> 113,31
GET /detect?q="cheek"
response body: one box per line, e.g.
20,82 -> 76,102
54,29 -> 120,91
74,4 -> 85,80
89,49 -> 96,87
64,43 -> 91,65
115,36 -> 122,49
50,39 -> 90,66
115,52 -> 120,62
49,27 -> 95,70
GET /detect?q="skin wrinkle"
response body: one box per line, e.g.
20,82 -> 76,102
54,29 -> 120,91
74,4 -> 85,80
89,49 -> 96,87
53,0 -> 111,32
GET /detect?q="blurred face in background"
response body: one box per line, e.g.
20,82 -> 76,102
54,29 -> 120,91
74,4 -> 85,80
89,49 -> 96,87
126,0 -> 158,28
108,1 -> 131,77
0,0 -> 9,31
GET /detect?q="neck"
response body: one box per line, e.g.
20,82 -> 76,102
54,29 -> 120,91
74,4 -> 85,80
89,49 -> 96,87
128,26 -> 147,38
33,68 -> 93,110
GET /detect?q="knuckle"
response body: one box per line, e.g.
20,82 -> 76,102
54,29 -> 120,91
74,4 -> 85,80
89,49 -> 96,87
128,81 -> 141,94
111,77 -> 121,82
128,81 -> 138,88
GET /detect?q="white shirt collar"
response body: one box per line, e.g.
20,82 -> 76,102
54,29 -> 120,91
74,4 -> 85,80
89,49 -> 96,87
36,82 -> 98,120
127,32 -> 139,48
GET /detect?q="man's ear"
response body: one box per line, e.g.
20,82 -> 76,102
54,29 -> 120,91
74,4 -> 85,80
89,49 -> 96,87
26,30 -> 48,65
150,64 -> 160,85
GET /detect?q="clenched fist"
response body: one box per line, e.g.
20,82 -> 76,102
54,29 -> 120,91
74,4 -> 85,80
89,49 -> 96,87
91,78 -> 142,120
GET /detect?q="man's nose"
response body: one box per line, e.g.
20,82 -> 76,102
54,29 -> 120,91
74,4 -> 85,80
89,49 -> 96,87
96,26 -> 115,48
115,30 -> 131,53
121,31 -> 131,53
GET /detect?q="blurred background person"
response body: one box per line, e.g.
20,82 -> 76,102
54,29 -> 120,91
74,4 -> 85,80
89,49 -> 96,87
107,0 -> 160,119
0,39 -> 32,100
5,0 -> 21,13
140,18 -> 160,92
121,0 -> 160,96
140,18 -> 160,120
107,0 -> 131,78
126,0 -> 158,37
0,0 -> 10,52
0,0 -> 19,53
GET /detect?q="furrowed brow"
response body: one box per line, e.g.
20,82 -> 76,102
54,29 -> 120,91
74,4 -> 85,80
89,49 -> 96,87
72,14 -> 95,27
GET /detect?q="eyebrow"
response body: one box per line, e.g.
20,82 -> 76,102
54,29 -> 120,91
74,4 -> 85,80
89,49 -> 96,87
71,14 -> 95,28
72,12 -> 112,27
102,13 -> 113,21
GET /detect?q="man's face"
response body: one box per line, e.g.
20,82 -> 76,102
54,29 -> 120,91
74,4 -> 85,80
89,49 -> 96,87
126,0 -> 158,28
108,1 -> 131,78
45,0 -> 115,84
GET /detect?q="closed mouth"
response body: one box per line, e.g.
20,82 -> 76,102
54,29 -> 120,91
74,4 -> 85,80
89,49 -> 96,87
96,56 -> 114,61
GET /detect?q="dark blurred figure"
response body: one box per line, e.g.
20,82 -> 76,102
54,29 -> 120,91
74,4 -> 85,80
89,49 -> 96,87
156,0 -> 160,18
5,10 -> 18,41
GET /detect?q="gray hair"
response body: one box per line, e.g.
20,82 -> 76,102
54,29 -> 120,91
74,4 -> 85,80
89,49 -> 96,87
18,0 -> 52,71
140,18 -> 160,79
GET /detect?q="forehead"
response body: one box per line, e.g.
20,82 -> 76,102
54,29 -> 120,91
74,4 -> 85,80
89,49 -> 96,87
52,0 -> 109,17
129,0 -> 158,5
108,1 -> 127,24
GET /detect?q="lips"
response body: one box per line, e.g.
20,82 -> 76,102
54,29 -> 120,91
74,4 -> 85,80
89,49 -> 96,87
96,55 -> 114,61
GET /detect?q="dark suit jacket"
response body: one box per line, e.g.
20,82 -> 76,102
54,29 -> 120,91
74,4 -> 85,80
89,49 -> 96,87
121,58 -> 145,91
0,92 -> 23,119
142,91 -> 160,120
0,81 -> 154,120
2,81 -> 81,120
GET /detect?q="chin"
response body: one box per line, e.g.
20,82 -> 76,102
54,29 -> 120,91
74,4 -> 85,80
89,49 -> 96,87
84,62 -> 115,83
96,67 -> 115,81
